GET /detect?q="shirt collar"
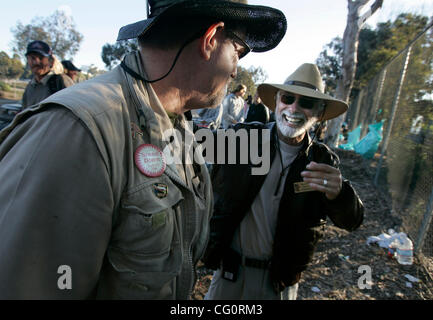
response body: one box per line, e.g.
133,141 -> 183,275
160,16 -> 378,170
30,70 -> 55,86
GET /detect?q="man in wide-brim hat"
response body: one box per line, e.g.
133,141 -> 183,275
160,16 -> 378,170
203,63 -> 364,299
0,0 -> 286,299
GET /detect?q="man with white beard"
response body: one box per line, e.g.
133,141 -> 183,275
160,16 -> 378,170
203,63 -> 364,300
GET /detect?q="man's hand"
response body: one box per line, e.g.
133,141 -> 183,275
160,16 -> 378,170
300,161 -> 342,200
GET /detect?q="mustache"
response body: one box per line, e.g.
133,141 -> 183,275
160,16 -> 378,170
280,110 -> 306,121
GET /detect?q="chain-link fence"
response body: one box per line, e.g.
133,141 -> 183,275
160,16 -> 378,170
344,24 -> 433,269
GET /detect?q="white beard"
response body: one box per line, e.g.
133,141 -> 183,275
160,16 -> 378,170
276,109 -> 319,138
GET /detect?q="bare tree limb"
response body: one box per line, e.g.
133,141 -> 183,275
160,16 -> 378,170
325,0 -> 383,148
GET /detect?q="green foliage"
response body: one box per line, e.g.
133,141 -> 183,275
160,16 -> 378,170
101,40 -> 138,70
0,81 -> 12,92
316,13 -> 431,93
11,10 -> 83,61
80,64 -> 106,80
355,13 -> 430,89
228,65 -> 268,98
0,51 -> 24,79
316,37 -> 342,95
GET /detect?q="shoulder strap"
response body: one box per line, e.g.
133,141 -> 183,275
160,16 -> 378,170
47,74 -> 66,95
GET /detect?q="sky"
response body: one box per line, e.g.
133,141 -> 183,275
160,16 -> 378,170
0,0 -> 432,83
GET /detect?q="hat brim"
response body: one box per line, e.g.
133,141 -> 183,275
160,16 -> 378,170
117,1 -> 287,53
257,83 -> 348,121
62,61 -> 81,71
26,50 -> 50,57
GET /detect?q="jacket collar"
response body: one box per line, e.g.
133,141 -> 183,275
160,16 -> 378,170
121,51 -> 201,188
30,70 -> 55,86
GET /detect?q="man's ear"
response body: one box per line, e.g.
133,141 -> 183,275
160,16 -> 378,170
200,22 -> 225,60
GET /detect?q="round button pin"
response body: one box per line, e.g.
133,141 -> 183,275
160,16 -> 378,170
134,144 -> 166,177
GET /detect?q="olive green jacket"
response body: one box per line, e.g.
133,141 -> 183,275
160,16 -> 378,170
0,52 -> 212,299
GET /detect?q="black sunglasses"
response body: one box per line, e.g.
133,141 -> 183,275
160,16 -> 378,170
225,30 -> 251,59
280,93 -> 324,110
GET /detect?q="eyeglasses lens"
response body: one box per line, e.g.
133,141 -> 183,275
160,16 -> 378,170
226,30 -> 251,59
280,94 -> 320,110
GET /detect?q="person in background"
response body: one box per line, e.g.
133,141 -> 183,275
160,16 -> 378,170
221,83 -> 247,129
61,60 -> 81,82
245,91 -> 270,124
22,40 -> 74,109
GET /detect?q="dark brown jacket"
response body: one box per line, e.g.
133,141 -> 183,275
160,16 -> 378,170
202,122 -> 364,291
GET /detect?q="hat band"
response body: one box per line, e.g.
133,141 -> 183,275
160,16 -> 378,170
285,80 -> 319,91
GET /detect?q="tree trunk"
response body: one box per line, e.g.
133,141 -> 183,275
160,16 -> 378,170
325,0 -> 383,147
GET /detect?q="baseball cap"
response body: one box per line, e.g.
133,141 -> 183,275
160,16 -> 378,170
61,60 -> 81,72
26,40 -> 52,57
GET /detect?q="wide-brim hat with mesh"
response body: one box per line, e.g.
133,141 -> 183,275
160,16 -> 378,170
117,0 -> 287,53
257,63 -> 348,121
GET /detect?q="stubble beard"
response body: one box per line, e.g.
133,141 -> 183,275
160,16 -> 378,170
205,82 -> 228,109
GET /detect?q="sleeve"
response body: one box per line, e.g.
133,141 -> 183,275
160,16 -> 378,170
62,74 -> 75,87
214,104 -> 224,129
21,84 -> 30,109
239,101 -> 247,123
323,179 -> 364,231
264,105 -> 270,123
0,105 -> 114,299
222,96 -> 236,124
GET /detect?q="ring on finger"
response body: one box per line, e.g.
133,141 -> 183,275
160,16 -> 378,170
323,179 -> 328,186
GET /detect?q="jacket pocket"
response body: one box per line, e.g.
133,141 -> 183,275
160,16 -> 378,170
98,249 -> 178,299
111,175 -> 184,256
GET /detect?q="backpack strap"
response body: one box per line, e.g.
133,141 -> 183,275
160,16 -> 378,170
47,74 -> 66,95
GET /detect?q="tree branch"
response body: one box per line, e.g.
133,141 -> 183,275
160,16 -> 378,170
358,0 -> 384,28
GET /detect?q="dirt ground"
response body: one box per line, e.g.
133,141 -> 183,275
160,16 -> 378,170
192,149 -> 433,300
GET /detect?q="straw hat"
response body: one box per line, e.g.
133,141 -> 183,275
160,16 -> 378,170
257,63 -> 348,120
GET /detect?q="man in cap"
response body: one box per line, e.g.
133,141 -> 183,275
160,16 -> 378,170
61,60 -> 81,82
22,40 -> 74,109
202,63 -> 364,300
0,0 -> 286,299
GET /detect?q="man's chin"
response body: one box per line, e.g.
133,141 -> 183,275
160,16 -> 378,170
33,69 -> 49,78
276,119 -> 305,139
283,128 -> 305,139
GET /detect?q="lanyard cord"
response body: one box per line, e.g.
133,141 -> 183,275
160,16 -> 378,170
120,31 -> 201,84
120,34 -> 199,131
120,42 -> 185,84
274,132 -> 292,196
